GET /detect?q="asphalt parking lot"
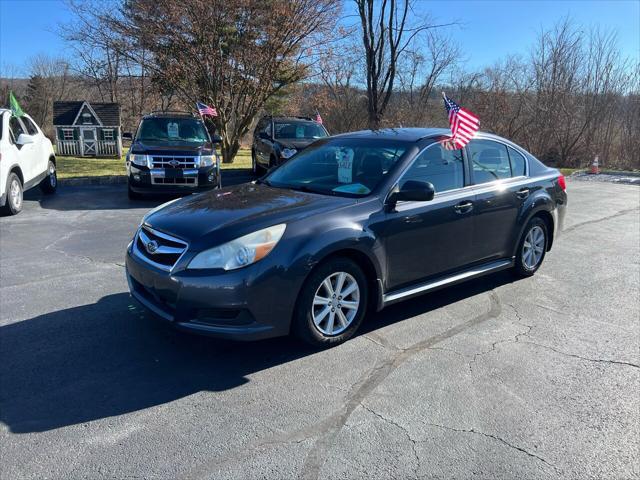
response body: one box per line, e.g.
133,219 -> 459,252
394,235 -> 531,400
1,178 -> 638,480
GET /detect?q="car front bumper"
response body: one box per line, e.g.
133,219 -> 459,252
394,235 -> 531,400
128,164 -> 219,195
125,243 -> 300,341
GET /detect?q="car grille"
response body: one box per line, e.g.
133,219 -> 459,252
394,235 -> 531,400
151,156 -> 198,169
151,177 -> 197,185
133,226 -> 188,271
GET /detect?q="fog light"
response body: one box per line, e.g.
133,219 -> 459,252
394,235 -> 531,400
133,174 -> 141,181
208,173 -> 215,182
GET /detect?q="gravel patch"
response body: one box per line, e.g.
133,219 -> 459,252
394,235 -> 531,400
570,172 -> 640,185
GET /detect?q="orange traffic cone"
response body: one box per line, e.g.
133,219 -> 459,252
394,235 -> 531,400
590,156 -> 600,174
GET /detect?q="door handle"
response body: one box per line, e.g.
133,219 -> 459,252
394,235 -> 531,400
516,188 -> 530,199
403,215 -> 423,224
454,200 -> 474,214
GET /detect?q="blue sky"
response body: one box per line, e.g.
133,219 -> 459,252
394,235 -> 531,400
1,0 -> 638,77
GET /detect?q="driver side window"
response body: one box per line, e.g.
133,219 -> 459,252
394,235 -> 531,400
400,143 -> 464,194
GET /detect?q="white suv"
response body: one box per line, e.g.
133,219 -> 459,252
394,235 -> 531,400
0,109 -> 57,215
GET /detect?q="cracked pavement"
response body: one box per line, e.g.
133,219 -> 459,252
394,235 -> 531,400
1,180 -> 638,479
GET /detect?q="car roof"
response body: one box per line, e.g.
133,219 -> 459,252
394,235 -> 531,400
142,111 -> 199,119
267,116 -> 316,122
331,128 -> 450,142
331,127 -> 517,145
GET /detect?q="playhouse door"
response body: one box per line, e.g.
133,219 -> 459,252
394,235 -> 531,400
81,128 -> 97,156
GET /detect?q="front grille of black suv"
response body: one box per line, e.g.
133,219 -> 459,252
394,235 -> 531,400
151,156 -> 197,169
133,226 -> 188,271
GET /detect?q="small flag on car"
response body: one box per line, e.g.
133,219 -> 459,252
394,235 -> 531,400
441,92 -> 479,150
315,110 -> 323,125
196,101 -> 218,117
9,91 -> 24,117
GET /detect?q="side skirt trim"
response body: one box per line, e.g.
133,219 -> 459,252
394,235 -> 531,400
383,259 -> 514,305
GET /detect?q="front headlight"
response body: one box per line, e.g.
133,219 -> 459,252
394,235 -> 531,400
199,155 -> 216,167
280,148 -> 297,159
129,154 -> 149,167
188,224 -> 286,270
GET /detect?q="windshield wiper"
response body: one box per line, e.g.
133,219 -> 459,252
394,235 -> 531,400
287,185 -> 335,196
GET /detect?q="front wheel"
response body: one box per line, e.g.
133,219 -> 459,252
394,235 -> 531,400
40,160 -> 57,194
127,182 -> 142,200
2,173 -> 23,215
251,150 -> 258,175
292,258 -> 368,347
513,217 -> 548,277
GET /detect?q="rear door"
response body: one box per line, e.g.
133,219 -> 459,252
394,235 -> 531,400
466,138 -> 529,262
256,119 -> 273,168
383,142 -> 475,290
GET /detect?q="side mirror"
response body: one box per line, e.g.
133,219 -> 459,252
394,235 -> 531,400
16,134 -> 35,145
122,132 -> 133,141
211,134 -> 222,144
258,131 -> 270,140
387,180 -> 435,208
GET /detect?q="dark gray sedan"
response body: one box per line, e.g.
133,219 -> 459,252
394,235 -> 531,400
126,128 -> 567,347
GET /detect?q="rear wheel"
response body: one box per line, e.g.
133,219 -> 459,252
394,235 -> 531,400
292,258 -> 368,347
513,217 -> 548,277
2,173 -> 23,215
40,160 -> 57,194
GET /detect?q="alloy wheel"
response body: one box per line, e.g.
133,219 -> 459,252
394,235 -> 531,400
10,178 -> 22,210
312,272 -> 360,336
522,225 -> 545,270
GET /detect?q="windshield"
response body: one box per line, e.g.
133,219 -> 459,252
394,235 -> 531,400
136,117 -> 209,144
264,138 -> 408,197
274,122 -> 327,140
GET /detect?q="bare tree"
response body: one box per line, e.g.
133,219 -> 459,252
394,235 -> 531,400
24,55 -> 72,134
354,0 -> 454,129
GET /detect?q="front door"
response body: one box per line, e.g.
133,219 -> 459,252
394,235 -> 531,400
382,143 -> 475,291
81,128 -> 97,156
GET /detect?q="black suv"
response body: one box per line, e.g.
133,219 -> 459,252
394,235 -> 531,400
126,112 -> 221,199
251,116 -> 328,174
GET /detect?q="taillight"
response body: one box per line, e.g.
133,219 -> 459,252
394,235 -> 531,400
558,174 -> 566,191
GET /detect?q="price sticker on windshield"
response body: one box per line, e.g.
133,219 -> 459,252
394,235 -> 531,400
336,149 -> 354,183
167,122 -> 179,138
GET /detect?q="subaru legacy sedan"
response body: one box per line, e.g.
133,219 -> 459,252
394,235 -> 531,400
126,128 -> 567,347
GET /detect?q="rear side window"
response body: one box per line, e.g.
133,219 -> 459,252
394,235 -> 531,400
467,139 -> 511,184
22,116 -> 39,135
9,116 -> 26,142
508,146 -> 527,177
400,143 -> 464,193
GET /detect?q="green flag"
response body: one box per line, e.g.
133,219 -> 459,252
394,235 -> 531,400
9,91 -> 24,117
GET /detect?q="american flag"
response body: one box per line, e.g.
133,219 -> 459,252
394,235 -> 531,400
196,101 -> 217,117
315,110 -> 323,125
441,93 -> 479,150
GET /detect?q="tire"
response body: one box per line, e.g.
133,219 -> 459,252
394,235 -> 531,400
40,160 -> 58,194
513,217 -> 548,277
128,182 -> 142,200
251,149 -> 259,175
292,257 -> 368,348
2,173 -> 23,216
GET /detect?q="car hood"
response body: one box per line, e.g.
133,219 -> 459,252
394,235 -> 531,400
130,140 -> 215,156
144,183 -> 355,249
